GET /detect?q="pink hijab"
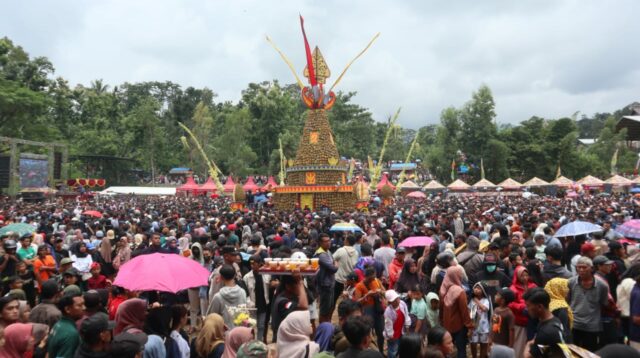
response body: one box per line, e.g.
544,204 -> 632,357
114,298 -> 147,335
222,327 -> 253,358
440,265 -> 466,307
0,323 -> 33,358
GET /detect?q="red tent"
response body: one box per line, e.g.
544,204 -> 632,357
261,176 -> 279,191
199,177 -> 217,193
223,176 -> 235,193
176,176 -> 200,195
243,177 -> 259,193
376,173 -> 396,191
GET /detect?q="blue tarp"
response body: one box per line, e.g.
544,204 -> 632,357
169,167 -> 192,174
389,163 -> 417,171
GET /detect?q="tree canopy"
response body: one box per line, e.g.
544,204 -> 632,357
0,36 -> 636,185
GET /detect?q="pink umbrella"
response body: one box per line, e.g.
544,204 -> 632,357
113,253 -> 210,293
398,236 -> 435,248
406,191 -> 426,199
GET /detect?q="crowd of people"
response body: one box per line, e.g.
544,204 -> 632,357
1,193 -> 640,357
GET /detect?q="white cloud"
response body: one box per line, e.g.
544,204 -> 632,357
1,0 -> 639,127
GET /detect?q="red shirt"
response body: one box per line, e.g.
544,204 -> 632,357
87,274 -> 108,290
393,308 -> 405,339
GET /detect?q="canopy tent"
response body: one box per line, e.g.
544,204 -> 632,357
176,176 -> 200,194
497,178 -> 522,190
399,180 -> 420,190
551,176 -> 574,188
261,176 -> 279,191
577,175 -> 604,188
447,179 -> 470,190
223,176 -> 236,193
523,177 -> 550,187
243,177 -> 259,193
199,177 -> 217,193
605,175 -> 633,187
376,173 -> 396,191
406,191 -> 426,199
423,180 -> 445,191
471,178 -> 496,189
633,176 -> 640,185
100,186 -> 176,196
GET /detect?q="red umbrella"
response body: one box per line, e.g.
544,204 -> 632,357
113,253 -> 210,293
83,210 -> 103,218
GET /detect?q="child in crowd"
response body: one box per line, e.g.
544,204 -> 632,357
492,288 -> 516,348
384,289 -> 411,358
409,284 -> 428,335
425,292 -> 441,329
87,262 -> 108,290
469,283 -> 491,358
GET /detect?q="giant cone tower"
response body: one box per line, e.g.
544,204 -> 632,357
272,18 -> 376,212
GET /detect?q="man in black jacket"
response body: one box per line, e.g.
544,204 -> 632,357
472,253 -> 510,304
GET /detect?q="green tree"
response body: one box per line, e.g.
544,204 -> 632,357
459,85 -> 497,175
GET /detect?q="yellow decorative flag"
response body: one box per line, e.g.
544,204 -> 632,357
611,148 -> 619,175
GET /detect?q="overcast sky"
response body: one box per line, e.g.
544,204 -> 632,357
2,0 -> 639,128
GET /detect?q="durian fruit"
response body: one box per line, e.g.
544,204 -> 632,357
233,183 -> 246,202
380,184 -> 394,199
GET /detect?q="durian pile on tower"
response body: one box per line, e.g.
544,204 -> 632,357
270,17 -> 378,212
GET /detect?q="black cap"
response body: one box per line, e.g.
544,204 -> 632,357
63,268 -> 80,277
593,255 -> 614,266
221,245 -> 237,255
110,331 -> 148,356
80,312 -> 115,336
396,247 -> 406,254
609,241 -> 623,250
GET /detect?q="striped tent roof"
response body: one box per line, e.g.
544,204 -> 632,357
471,178 -> 496,188
399,180 -> 420,189
551,176 -> 574,188
577,175 -> 604,186
447,179 -> 470,190
423,180 -> 445,190
497,178 -> 522,190
605,175 -> 632,186
523,177 -> 550,187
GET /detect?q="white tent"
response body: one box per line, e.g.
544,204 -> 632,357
99,186 -> 176,196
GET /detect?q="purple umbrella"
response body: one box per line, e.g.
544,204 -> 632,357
616,219 -> 640,239
398,236 -> 435,248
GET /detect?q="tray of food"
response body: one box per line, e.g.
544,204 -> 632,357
258,258 -> 320,276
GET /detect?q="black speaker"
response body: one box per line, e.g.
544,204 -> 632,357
54,152 -> 62,179
0,156 -> 9,188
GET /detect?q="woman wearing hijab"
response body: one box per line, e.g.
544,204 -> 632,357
439,265 -> 473,358
395,258 -> 420,294
70,241 -> 93,281
166,237 -> 181,255
114,298 -> 148,335
113,236 -> 132,270
508,265 -> 536,357
188,242 -> 205,329
143,306 -> 172,358
0,322 -> 49,358
93,229 -> 115,278
192,313 -> 226,358
178,234 -> 191,254
222,327 -> 254,358
544,277 -> 573,340
277,310 -> 320,358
